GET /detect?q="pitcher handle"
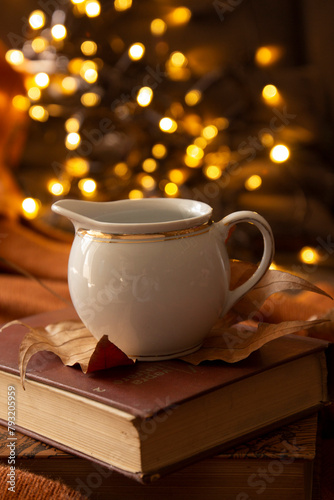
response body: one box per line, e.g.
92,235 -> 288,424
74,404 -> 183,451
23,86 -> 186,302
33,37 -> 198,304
216,211 -> 275,317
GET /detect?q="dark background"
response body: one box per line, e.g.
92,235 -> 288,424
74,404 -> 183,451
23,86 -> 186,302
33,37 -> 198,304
1,0 -> 333,265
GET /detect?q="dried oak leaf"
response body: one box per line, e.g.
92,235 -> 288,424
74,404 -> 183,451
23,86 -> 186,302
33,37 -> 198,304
1,320 -> 134,388
307,308 -> 334,342
254,281 -> 334,342
222,261 -> 332,328
180,318 -> 328,365
180,262 -> 332,365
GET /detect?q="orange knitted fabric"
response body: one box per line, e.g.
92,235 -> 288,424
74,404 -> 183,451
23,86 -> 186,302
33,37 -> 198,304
0,464 -> 87,499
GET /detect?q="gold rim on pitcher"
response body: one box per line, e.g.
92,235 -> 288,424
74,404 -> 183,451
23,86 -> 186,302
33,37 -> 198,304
77,219 -> 213,243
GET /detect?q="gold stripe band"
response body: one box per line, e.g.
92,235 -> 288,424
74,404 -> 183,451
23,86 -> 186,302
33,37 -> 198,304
77,219 -> 212,243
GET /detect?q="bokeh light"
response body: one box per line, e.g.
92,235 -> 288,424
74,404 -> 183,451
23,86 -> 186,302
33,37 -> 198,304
5,50 -> 24,66
164,182 -> 178,196
150,19 -> 167,36
78,178 -> 97,195
22,198 -> 40,219
34,72 -> 50,88
128,189 -> 144,199
245,175 -> 262,191
185,89 -> 202,106
128,43 -> 145,61
137,87 -> 153,107
270,144 -> 290,163
159,117 -> 177,133
81,41 -> 98,56
299,247 -> 320,265
29,105 -> 49,122
65,157 -> 90,177
85,1 -> 101,17
51,24 -> 67,41
29,10 -> 45,30
65,132 -> 81,149
142,158 -> 158,173
152,144 -> 167,159
114,0 -> 132,11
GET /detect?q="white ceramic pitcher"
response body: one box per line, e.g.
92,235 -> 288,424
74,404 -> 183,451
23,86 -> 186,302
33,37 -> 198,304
52,198 -> 274,360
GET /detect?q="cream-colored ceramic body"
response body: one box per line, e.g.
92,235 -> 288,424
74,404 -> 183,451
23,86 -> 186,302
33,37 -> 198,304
52,199 -> 274,360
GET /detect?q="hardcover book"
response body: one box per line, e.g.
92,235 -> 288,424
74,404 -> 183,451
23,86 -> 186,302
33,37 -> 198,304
0,308 -> 329,483
0,415 -> 319,500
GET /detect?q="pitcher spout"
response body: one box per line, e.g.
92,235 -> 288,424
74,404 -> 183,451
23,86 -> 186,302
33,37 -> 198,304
51,199 -> 107,232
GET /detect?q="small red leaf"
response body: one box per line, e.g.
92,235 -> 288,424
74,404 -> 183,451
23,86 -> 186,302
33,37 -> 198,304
86,335 -> 135,373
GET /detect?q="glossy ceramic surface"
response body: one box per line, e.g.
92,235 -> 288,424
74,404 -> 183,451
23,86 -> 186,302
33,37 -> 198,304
52,198 -> 274,360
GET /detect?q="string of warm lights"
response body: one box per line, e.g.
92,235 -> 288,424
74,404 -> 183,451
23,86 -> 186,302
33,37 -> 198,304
8,0 -> 324,264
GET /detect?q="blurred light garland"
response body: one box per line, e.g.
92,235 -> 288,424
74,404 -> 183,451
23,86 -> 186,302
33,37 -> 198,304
6,1 -> 297,223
